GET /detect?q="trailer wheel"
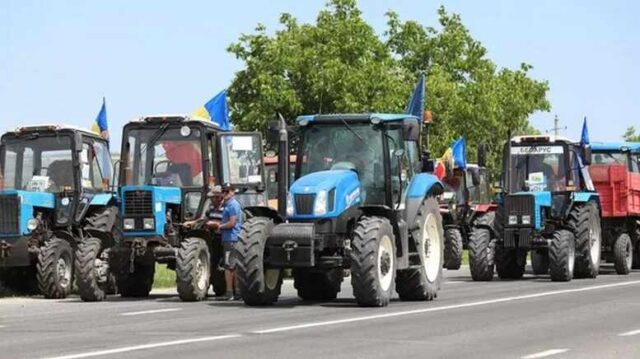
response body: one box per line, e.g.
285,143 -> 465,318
117,263 -> 155,297
569,202 -> 601,278
37,237 -> 74,299
294,268 -> 343,301
531,249 -> 549,275
495,245 -> 526,279
468,212 -> 496,281
236,217 -> 283,306
444,227 -> 463,270
351,216 -> 396,307
396,197 -> 444,301
75,237 -> 110,301
177,238 -> 210,301
549,229 -> 575,281
613,233 -> 633,275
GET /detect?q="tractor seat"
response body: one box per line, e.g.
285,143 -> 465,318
47,160 -> 74,190
168,163 -> 193,186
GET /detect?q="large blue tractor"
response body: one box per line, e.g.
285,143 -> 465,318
0,125 -> 116,298
109,115 -> 266,301
236,113 -> 445,307
470,135 -> 602,281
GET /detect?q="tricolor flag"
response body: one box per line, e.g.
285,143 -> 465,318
193,89 -> 230,131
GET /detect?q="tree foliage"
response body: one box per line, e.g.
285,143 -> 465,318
623,126 -> 640,142
227,0 -> 550,171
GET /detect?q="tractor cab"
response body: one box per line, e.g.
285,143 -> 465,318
497,134 -> 601,281
115,114 -> 266,300
0,125 -> 114,298
236,113 -> 445,307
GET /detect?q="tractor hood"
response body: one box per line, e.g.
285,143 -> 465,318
0,190 -> 55,236
120,185 -> 182,236
288,170 -> 361,219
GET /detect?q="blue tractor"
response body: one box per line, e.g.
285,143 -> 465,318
470,135 -> 602,281
0,125 -> 116,298
236,113 -> 445,307
110,115 -> 266,301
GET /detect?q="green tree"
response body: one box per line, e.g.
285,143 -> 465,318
623,126 -> 640,142
227,0 -> 550,171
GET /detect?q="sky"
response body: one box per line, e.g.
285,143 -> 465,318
1,0 -> 639,150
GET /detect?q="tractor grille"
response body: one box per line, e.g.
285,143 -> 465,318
295,194 -> 315,215
0,195 -> 20,234
124,191 -> 153,217
504,195 -> 535,227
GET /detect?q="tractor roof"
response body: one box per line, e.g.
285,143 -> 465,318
511,135 -> 575,145
6,124 -> 102,139
297,113 -> 420,124
591,142 -> 640,153
129,114 -> 223,130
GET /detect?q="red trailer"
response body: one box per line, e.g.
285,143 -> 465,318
589,142 -> 640,274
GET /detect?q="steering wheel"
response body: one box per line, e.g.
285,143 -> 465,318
154,160 -> 172,176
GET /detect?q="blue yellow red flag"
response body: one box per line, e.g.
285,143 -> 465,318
91,97 -> 109,141
193,89 -> 230,131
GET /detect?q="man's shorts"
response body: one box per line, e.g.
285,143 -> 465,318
222,241 -> 239,270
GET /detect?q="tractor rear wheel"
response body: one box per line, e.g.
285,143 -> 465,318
570,202 -> 601,278
236,217 -> 283,305
495,245 -> 526,279
444,227 -> 463,270
468,212 -> 496,281
632,228 -> 640,269
549,229 -> 575,281
37,237 -> 74,299
117,262 -> 155,297
177,238 -> 210,301
294,268 -> 343,301
395,197 -> 444,301
352,216 -> 396,307
531,249 -> 549,275
75,237 -> 110,301
613,233 -> 633,275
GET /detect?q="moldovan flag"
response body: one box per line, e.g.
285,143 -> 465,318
91,97 -> 109,141
193,89 -> 230,131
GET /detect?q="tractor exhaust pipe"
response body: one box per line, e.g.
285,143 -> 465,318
277,113 -> 289,218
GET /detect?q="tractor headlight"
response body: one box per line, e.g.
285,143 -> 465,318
314,190 -> 328,215
521,215 -> 531,225
27,218 -> 39,231
123,218 -> 135,230
143,218 -> 155,230
286,192 -> 294,216
508,215 -> 518,225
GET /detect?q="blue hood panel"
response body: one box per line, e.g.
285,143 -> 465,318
289,170 -> 360,219
0,190 -> 55,236
120,185 -> 182,236
512,191 -> 552,230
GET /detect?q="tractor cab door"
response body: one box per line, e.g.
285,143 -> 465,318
217,133 -> 266,207
73,137 -> 113,223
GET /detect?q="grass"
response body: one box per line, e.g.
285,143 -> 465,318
153,263 -> 176,288
462,249 -> 469,265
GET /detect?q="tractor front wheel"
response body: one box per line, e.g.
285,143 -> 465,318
531,249 -> 549,275
176,238 -> 211,301
468,212 -> 496,281
37,237 -> 74,299
549,229 -> 575,281
444,227 -> 463,270
75,237 -> 111,301
570,202 -> 601,278
613,233 -> 633,275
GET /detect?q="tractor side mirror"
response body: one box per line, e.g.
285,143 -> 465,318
582,145 -> 592,166
421,151 -> 434,173
478,144 -> 487,168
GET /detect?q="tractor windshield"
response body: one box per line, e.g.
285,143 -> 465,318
123,126 -> 204,187
508,145 -> 567,193
1,134 -> 74,192
298,123 -> 384,202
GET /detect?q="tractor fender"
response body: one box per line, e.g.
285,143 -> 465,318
244,206 -> 284,224
405,173 -> 444,229
569,192 -> 601,215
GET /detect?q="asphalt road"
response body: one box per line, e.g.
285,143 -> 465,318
1,265 -> 640,359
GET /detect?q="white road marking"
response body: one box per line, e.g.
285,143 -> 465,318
521,349 -> 569,358
618,329 -> 640,337
253,280 -> 640,334
44,334 -> 242,359
43,280 -> 640,359
120,308 -> 182,316
0,325 -> 6,328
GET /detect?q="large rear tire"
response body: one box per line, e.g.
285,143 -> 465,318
236,217 -> 283,306
495,245 -> 526,279
37,237 -> 74,299
395,197 -> 444,301
443,227 -> 463,270
351,216 -> 396,307
570,202 -> 601,278
531,249 -> 549,275
294,268 -> 343,301
613,233 -> 633,275
176,238 -> 210,301
117,262 -> 155,297
75,237 -> 110,302
468,212 -> 496,281
549,229 -> 575,281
